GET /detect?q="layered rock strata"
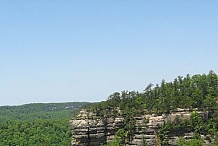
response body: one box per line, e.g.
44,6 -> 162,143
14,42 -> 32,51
70,108 -> 208,146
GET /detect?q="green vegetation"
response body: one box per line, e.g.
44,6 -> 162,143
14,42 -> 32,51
0,102 -> 89,146
101,129 -> 128,146
2,71 -> 218,145
177,138 -> 203,146
157,111 -> 218,145
87,71 -> 218,145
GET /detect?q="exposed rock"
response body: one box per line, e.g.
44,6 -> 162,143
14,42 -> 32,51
70,108 -> 209,146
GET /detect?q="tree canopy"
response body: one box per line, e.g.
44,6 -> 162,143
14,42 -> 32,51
87,71 -> 218,145
0,102 -> 89,146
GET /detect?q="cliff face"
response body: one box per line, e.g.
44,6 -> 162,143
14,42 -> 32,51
70,109 -> 209,146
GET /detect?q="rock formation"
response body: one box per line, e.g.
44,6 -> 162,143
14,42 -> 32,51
70,108 -> 209,146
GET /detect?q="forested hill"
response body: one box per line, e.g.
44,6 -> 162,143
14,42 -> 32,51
0,102 -> 89,146
0,102 -> 89,121
88,70 -> 218,116
82,71 -> 218,145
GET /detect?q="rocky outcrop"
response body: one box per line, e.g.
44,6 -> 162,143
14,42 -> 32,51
70,110 -> 124,146
70,108 -> 209,146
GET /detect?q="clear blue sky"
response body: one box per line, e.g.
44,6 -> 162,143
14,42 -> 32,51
0,1 -> 218,106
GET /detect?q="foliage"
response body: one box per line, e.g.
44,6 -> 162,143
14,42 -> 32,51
0,102 -> 89,146
177,138 -> 203,146
89,71 -> 218,116
0,102 -> 89,121
213,132 -> 218,145
0,118 -> 71,146
101,129 -> 127,146
86,71 -> 218,145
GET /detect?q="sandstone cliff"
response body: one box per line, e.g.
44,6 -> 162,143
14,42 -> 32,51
70,108 -> 210,146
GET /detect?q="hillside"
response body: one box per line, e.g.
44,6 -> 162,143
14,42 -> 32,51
0,102 -> 89,146
0,102 -> 89,121
71,71 -> 218,146
1,71 -> 218,146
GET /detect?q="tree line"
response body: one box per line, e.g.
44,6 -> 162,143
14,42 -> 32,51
87,71 -> 218,145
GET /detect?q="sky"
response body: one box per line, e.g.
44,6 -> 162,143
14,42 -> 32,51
0,1 -> 218,106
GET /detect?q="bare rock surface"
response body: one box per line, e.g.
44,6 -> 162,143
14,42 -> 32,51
70,108 -> 209,146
